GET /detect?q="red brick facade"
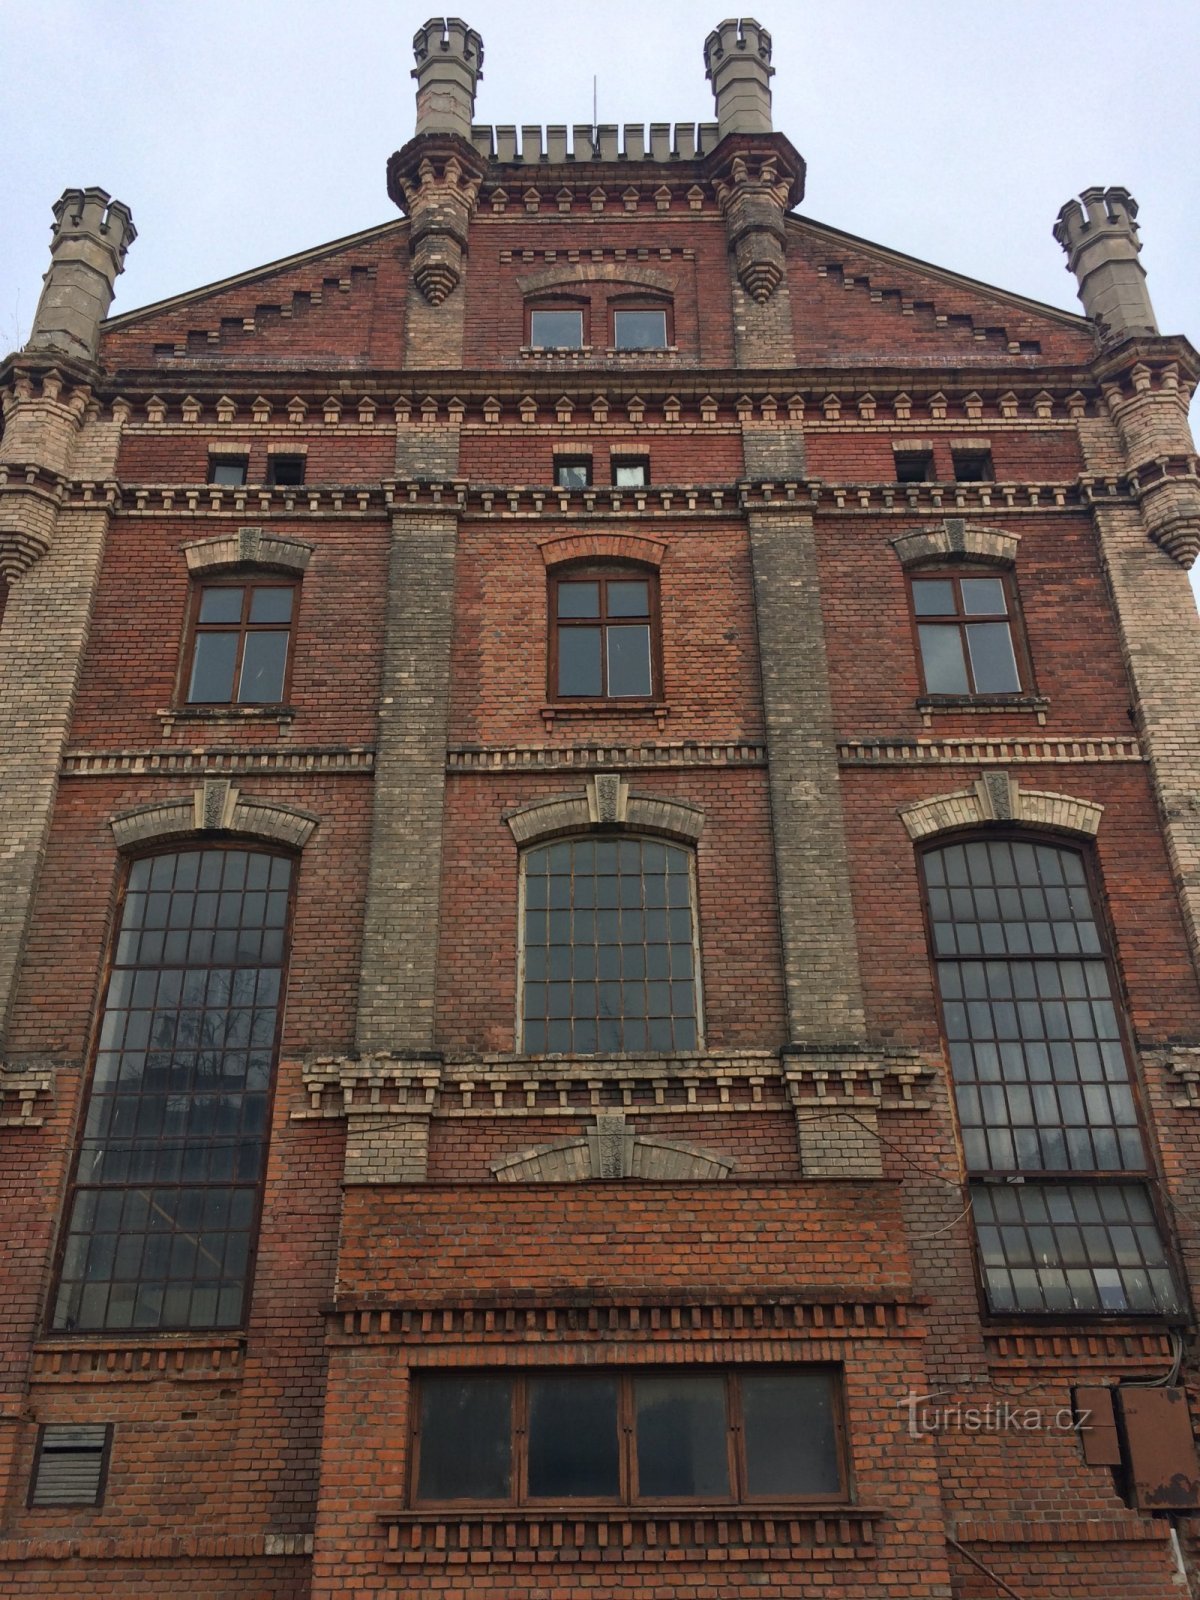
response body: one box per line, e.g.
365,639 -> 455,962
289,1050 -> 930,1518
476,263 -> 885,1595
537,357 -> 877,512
2,16 -> 1200,1600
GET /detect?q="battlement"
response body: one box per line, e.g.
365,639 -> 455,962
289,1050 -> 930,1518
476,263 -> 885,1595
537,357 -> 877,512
412,15 -> 484,77
468,121 -> 723,164
703,17 -> 774,77
1053,186 -> 1140,255
50,186 -> 137,268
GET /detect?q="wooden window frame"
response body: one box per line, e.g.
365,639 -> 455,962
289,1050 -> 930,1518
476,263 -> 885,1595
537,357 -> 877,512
49,844 -> 297,1335
265,454 -> 306,487
611,456 -> 651,488
409,1368 -> 848,1510
951,447 -> 995,483
553,455 -> 593,489
527,298 -> 589,350
207,455 -> 248,487
609,297 -> 673,350
180,574 -> 299,708
907,564 -> 1030,699
548,562 -> 662,704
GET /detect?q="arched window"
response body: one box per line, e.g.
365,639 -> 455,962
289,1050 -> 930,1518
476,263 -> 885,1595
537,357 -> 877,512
921,835 -> 1180,1316
53,846 -> 294,1332
521,836 -> 700,1055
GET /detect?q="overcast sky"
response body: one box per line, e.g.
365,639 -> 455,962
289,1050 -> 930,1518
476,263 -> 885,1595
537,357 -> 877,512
4,1 -> 1198,601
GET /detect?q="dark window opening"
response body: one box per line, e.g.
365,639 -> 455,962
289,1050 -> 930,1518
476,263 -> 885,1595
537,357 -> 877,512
551,566 -> 657,701
522,835 -> 697,1054
530,308 -> 584,349
613,458 -> 650,488
911,570 -> 1023,696
894,450 -> 935,484
554,457 -> 592,490
413,1369 -> 844,1506
952,449 -> 994,483
52,847 -> 294,1332
185,581 -> 295,706
922,836 -> 1181,1316
29,1425 -> 112,1507
208,457 -> 247,487
266,455 -> 305,487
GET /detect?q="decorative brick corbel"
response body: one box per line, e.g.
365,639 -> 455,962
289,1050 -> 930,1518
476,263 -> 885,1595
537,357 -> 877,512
704,135 -> 804,304
386,136 -> 487,305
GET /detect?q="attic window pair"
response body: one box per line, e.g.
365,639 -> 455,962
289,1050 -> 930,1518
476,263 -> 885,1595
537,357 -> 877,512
208,456 -> 306,487
894,448 -> 994,485
555,456 -> 649,489
530,306 -> 669,351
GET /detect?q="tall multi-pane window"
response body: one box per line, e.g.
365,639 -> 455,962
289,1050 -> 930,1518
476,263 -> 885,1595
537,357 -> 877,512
521,836 -> 700,1054
53,847 -> 293,1332
922,836 -> 1181,1316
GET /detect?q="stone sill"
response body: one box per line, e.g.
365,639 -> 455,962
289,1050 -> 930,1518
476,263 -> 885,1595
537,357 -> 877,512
380,1504 -> 879,1563
541,700 -> 668,732
31,1333 -> 246,1383
159,705 -> 296,738
917,694 -> 1049,727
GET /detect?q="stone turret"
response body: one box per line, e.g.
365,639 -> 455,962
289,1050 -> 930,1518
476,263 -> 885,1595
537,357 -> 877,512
388,17 -> 487,324
1054,187 -> 1157,342
25,187 -> 136,364
703,17 -> 774,136
411,15 -> 484,141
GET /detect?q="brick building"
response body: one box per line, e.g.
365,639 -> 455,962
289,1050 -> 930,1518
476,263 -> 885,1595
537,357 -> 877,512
2,14 -> 1200,1597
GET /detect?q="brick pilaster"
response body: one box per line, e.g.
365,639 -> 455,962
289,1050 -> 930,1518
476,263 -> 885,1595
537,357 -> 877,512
746,506 -> 867,1043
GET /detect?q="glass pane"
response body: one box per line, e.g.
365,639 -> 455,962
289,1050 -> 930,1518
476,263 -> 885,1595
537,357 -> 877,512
742,1372 -> 841,1496
198,588 -> 244,624
606,581 -> 650,618
557,582 -> 600,618
911,579 -> 956,616
966,623 -> 1021,693
614,463 -> 647,487
527,1377 -> 619,1498
918,625 -> 969,694
606,625 -> 652,697
238,632 -> 289,704
248,587 -> 294,624
417,1377 -> 512,1501
187,633 -> 238,703
209,460 -> 246,486
635,1375 -> 729,1498
613,309 -> 667,349
558,629 -> 602,696
555,463 -> 590,489
959,578 -> 1008,616
531,309 -> 583,348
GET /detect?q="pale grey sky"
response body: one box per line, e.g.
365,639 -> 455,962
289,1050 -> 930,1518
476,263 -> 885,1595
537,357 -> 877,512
4,1 -> 1198,596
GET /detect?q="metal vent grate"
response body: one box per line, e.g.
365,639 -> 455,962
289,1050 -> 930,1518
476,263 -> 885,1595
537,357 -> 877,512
30,1424 -> 110,1506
